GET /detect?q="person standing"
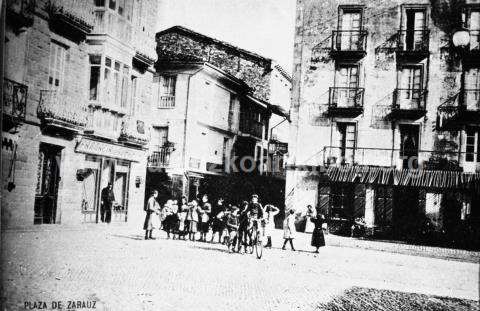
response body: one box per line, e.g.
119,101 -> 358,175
100,183 -> 115,223
282,209 -> 296,251
310,212 -> 326,253
264,204 -> 279,248
143,190 -> 161,240
176,196 -> 188,240
210,198 -> 225,243
199,194 -> 211,242
186,200 -> 200,241
162,200 -> 175,239
304,205 -> 316,233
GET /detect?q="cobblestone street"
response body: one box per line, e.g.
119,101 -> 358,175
2,226 -> 479,311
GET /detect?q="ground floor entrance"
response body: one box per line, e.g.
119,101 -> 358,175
81,155 -> 131,223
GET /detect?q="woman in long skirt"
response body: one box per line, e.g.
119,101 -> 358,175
264,204 -> 279,248
186,200 -> 200,241
176,196 -> 188,240
310,213 -> 326,253
282,209 -> 296,251
304,205 -> 316,233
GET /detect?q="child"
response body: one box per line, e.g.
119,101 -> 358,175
225,205 -> 239,252
162,200 -> 175,239
198,194 -> 211,242
282,209 -> 296,251
186,200 -> 200,241
210,198 -> 226,243
176,196 -> 188,240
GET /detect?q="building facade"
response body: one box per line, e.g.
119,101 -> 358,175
149,26 -> 290,207
288,0 -> 480,248
2,0 -> 157,228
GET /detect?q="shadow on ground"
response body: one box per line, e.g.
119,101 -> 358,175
316,286 -> 480,311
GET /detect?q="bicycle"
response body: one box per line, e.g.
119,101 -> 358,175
249,218 -> 263,259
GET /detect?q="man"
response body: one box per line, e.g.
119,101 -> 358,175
237,201 -> 250,253
247,194 -> 264,219
100,183 -> 115,223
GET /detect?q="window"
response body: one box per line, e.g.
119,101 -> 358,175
109,0 -> 116,10
398,65 -> 423,108
466,128 -> 480,162
121,65 -> 129,109
152,127 -> 168,149
400,124 -> 419,169
49,42 -> 66,90
338,122 -> 356,164
464,67 -> 480,110
118,0 -> 124,15
130,76 -> 138,115
337,8 -> 363,50
158,75 -> 176,108
465,8 -> 480,50
402,8 -> 427,50
89,55 -> 101,100
334,64 -> 359,107
330,183 -> 354,219
94,0 -> 105,6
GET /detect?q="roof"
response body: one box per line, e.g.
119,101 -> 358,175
273,64 -> 292,83
156,26 -> 272,68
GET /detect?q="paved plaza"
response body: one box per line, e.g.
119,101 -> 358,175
2,226 -> 479,310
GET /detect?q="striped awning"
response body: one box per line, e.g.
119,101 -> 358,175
326,166 -> 480,190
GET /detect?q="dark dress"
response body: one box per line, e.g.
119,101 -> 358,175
311,216 -> 326,248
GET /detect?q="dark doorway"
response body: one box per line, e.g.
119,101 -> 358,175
392,187 -> 420,239
34,143 -> 62,224
400,124 -> 419,169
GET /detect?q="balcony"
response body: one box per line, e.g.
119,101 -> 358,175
389,88 -> 427,120
327,87 -> 364,117
47,0 -> 94,41
396,29 -> 430,60
158,95 -> 175,108
6,0 -> 35,33
3,78 -> 27,132
38,90 -> 87,132
331,30 -> 368,58
147,147 -> 173,168
322,146 -> 462,171
92,9 -> 132,45
119,117 -> 148,146
239,118 -> 264,139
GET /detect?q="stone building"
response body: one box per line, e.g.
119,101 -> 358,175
148,26 -> 290,207
288,0 -> 480,247
2,0 -> 157,228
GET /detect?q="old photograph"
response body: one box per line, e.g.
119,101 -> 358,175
1,0 -> 479,310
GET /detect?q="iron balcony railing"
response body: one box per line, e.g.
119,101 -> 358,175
322,146 -> 473,171
38,90 -> 88,128
328,87 -> 365,109
392,88 -> 427,110
3,78 -> 27,121
158,95 -> 175,108
396,29 -> 430,53
462,89 -> 480,111
148,147 -> 172,167
119,117 -> 149,145
331,30 -> 368,53
239,117 -> 264,138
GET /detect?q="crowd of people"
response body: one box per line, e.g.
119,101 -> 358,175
143,190 -> 327,253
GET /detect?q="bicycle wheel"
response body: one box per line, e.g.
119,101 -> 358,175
255,234 -> 263,259
247,232 -> 254,254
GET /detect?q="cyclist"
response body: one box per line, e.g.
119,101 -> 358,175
237,201 -> 250,253
247,194 -> 265,245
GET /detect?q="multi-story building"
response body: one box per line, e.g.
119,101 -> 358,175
149,26 -> 290,206
2,0 -> 157,228
288,0 -> 480,247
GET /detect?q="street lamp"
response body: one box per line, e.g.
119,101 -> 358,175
452,27 -> 470,48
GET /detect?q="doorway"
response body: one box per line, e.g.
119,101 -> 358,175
400,124 -> 420,169
34,143 -> 63,224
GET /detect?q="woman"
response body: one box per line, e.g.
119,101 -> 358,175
304,205 -> 316,233
176,196 -> 188,240
310,212 -> 326,253
198,194 -> 211,242
186,200 -> 200,241
282,209 -> 296,251
264,204 -> 279,248
143,190 -> 161,240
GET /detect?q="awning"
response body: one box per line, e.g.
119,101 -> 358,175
326,166 -> 480,190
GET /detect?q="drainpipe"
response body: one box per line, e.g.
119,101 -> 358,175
181,74 -> 192,196
0,0 -> 5,208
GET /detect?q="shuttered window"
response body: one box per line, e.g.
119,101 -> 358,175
49,42 -> 66,90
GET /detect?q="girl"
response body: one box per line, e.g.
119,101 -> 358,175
210,198 -> 226,243
162,200 -> 175,239
176,196 -> 188,240
282,209 -> 296,251
264,204 -> 279,248
186,200 -> 200,241
143,190 -> 161,240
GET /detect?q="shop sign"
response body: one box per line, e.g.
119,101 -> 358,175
75,139 -> 143,162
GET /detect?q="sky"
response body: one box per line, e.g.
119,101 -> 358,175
157,0 -> 297,73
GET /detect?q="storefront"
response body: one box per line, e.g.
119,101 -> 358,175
75,138 -> 144,223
